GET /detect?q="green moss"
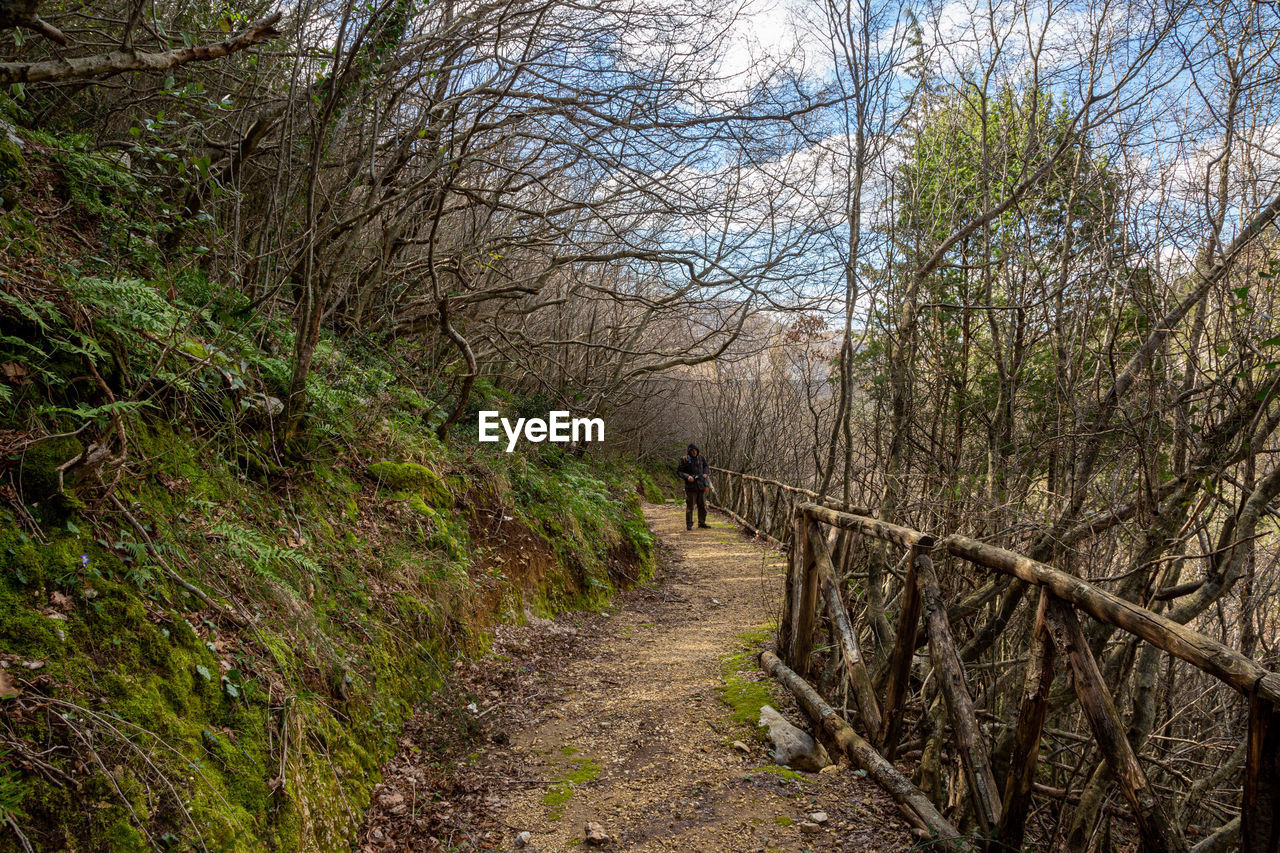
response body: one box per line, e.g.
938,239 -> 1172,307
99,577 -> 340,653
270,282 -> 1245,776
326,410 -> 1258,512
565,758 -> 600,785
402,492 -> 432,516
758,765 -> 807,783
540,757 -> 601,819
15,435 -> 83,509
0,415 -> 654,851
102,818 -> 147,851
637,471 -> 665,503
718,625 -> 777,739
0,533 -> 84,657
542,782 -> 573,816
773,815 -> 794,826
368,461 -> 453,508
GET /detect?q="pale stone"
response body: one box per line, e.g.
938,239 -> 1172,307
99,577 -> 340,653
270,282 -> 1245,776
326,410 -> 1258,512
757,705 -> 832,772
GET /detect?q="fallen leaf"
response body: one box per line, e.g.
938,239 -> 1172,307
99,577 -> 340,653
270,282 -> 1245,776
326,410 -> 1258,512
1,362 -> 28,385
0,668 -> 20,699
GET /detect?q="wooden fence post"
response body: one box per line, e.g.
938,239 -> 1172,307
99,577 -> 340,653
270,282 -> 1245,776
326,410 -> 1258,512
916,552 -> 1002,835
780,506 -> 804,664
772,484 -> 786,541
1243,692 -> 1280,852
785,493 -> 796,547
1044,598 -> 1187,853
878,547 -> 925,757
998,587 -> 1055,850
792,511 -> 821,678
807,523 -> 883,738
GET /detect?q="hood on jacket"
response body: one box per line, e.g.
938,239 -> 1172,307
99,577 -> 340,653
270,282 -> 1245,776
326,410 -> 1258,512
687,444 -> 700,457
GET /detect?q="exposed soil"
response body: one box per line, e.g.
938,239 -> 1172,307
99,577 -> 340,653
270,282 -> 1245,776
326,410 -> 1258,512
358,502 -> 914,852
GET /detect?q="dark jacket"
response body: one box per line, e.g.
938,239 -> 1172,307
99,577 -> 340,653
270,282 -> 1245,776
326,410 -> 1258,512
676,445 -> 709,491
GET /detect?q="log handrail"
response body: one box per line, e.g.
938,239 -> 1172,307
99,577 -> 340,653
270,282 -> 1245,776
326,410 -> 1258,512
709,466 -> 1279,853
785,492 -> 1280,706
944,534 -> 1280,706
799,502 -> 935,549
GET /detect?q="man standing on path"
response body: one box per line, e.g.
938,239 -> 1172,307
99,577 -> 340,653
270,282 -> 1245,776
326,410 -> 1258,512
676,444 -> 710,530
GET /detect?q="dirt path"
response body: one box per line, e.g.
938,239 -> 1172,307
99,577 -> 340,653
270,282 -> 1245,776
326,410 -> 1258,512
360,502 -> 914,852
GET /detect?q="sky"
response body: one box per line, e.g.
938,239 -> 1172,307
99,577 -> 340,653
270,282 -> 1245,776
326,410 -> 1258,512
717,0 -> 831,81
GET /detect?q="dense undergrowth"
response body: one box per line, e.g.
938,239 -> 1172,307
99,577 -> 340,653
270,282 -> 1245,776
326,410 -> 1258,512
0,127 -> 662,851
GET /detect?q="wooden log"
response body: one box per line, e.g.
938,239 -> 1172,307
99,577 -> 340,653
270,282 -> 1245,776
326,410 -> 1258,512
1189,817 -> 1239,853
755,480 -> 766,531
998,588 -> 1056,850
759,651 -> 970,850
709,499 -> 783,549
707,467 -> 868,514
839,524 -> 859,577
793,514 -> 821,678
709,475 -> 787,546
878,548 -> 924,757
1043,598 -> 1187,853
771,484 -> 786,541
1243,693 -> 1280,852
807,523 -> 883,738
801,503 -> 935,549
915,552 -> 1002,835
945,535 -> 1280,705
780,508 -> 803,663
832,526 -> 848,577
0,13 -> 283,85
758,480 -> 768,530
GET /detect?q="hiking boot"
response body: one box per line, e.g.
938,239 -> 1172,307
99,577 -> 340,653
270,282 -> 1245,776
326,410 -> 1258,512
698,523 -> 710,528
687,524 -> 693,530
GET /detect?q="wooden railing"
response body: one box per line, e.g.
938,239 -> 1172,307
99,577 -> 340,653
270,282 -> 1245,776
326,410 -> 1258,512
707,466 -> 859,545
711,467 -> 1279,853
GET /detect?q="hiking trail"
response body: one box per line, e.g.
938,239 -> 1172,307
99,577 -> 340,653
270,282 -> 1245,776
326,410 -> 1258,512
360,501 -> 914,852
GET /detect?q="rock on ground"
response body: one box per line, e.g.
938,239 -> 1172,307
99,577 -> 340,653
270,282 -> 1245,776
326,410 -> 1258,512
584,821 -> 611,845
758,705 -> 832,772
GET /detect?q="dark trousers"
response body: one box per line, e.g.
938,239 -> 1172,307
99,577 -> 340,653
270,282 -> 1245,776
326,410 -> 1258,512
685,488 -> 707,527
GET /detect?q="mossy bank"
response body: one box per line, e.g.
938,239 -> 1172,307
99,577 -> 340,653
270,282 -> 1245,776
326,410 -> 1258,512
0,128 -> 655,851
